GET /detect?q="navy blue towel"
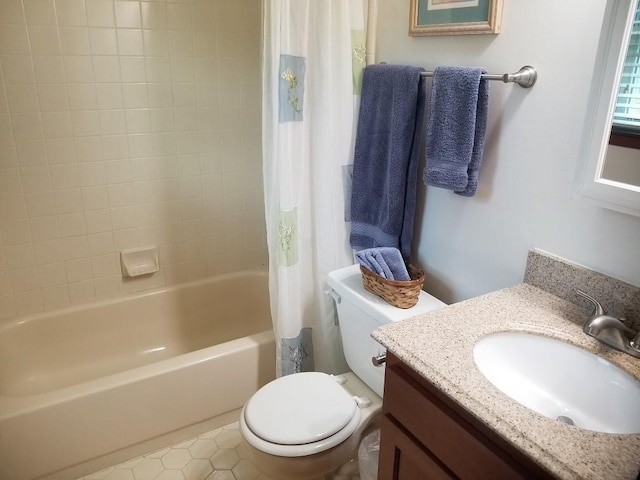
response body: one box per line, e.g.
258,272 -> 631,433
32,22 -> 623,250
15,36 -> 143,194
350,64 -> 427,260
423,66 -> 489,197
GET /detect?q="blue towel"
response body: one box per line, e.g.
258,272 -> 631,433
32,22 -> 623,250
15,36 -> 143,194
423,66 -> 489,197
350,64 -> 427,260
355,247 -> 411,281
362,250 -> 393,279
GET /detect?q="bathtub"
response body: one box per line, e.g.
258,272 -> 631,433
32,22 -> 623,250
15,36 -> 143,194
0,270 -> 275,480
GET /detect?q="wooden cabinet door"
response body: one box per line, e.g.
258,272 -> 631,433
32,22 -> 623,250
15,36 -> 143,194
378,415 -> 457,480
378,353 -> 555,480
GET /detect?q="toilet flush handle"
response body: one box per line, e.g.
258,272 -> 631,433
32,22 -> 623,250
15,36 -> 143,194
371,353 -> 386,367
326,289 -> 341,326
326,289 -> 341,304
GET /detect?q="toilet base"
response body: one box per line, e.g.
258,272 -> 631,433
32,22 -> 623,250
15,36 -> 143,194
240,372 -> 382,480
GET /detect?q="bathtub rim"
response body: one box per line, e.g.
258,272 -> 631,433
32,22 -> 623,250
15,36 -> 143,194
0,267 -> 272,420
0,328 -> 274,421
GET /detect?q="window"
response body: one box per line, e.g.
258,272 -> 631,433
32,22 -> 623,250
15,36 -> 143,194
610,0 -> 640,149
580,0 -> 640,217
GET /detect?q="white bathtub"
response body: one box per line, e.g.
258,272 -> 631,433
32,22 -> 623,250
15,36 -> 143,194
0,270 -> 275,480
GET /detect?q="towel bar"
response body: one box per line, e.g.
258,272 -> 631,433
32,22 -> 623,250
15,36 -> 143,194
419,65 -> 537,88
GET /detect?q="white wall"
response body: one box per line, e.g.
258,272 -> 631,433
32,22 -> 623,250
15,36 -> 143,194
376,0 -> 640,303
0,0 -> 265,323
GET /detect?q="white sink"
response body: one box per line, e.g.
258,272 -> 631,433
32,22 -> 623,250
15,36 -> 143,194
473,331 -> 640,434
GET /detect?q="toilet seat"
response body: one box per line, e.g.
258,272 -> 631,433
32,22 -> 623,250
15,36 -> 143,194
241,372 -> 363,457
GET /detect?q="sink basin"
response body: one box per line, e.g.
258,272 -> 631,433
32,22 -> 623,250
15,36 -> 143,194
473,331 -> 640,434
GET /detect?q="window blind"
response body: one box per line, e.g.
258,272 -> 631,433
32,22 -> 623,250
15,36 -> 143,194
613,0 -> 640,131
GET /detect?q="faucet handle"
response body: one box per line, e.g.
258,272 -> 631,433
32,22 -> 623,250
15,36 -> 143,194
576,290 -> 605,316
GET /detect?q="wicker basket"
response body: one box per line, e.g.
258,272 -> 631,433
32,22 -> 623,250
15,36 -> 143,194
360,264 -> 424,309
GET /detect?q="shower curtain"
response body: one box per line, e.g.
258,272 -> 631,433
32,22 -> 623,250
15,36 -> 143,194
263,0 -> 372,375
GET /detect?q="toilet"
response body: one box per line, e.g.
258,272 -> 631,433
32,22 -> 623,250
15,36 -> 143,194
239,264 -> 445,480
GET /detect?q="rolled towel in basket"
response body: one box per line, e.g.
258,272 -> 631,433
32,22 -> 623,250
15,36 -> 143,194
355,247 -> 411,281
361,250 -> 393,279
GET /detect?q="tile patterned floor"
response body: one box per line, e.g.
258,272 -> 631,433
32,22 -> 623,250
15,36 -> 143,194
78,422 -> 361,480
77,422 -> 273,480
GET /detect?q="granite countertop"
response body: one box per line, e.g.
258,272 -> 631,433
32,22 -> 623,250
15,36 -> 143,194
372,283 -> 640,480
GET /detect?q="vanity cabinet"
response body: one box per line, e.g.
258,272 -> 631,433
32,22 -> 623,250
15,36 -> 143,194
378,352 -> 556,480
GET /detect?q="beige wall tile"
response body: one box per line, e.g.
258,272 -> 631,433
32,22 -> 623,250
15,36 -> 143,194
29,216 -> 60,242
38,84 -> 70,112
14,289 -> 44,315
56,0 -> 87,26
24,0 -> 56,25
38,263 -> 68,287
27,26 -> 60,55
5,244 -> 36,270
1,56 -> 34,84
45,138 -> 77,165
41,111 -> 74,139
42,284 -> 70,309
115,1 -> 141,29
0,0 -> 26,25
0,0 -> 264,320
86,0 -> 115,28
141,2 -> 167,30
0,26 -> 30,54
89,28 -> 118,55
17,140 -> 49,168
59,27 -> 91,55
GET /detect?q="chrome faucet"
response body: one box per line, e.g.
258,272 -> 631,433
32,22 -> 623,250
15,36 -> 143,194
576,290 -> 640,359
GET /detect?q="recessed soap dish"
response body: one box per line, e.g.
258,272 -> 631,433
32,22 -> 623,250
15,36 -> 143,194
120,246 -> 159,278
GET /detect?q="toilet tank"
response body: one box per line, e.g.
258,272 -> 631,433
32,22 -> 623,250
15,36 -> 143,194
327,264 -> 445,397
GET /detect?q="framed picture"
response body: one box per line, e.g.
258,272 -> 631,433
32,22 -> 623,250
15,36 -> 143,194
409,0 -> 503,36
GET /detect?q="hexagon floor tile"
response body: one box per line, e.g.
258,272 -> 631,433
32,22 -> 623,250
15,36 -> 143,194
77,422 -> 361,480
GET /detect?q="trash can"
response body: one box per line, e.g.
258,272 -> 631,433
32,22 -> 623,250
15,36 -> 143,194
358,428 -> 380,480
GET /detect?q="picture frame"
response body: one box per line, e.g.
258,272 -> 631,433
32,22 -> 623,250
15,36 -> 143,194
409,0 -> 503,36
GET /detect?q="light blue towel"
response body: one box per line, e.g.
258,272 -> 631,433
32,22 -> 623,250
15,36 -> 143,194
355,247 -> 411,281
350,64 -> 427,259
423,66 -> 489,197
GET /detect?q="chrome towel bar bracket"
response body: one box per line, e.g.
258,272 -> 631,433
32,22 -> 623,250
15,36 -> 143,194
419,65 -> 537,88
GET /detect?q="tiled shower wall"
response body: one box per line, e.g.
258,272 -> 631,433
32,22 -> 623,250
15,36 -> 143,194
0,0 -> 265,323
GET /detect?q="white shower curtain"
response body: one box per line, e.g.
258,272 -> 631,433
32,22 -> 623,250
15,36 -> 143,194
263,1 -> 372,375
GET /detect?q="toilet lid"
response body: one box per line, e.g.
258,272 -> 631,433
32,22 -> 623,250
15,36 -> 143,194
244,372 -> 357,446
